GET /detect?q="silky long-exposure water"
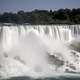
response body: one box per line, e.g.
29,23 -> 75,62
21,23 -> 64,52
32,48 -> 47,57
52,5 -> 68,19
0,24 -> 80,80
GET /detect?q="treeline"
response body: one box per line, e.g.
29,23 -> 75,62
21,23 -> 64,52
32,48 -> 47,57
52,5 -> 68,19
0,8 -> 80,24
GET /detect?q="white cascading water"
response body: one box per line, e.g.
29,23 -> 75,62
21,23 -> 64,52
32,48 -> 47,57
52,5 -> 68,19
0,25 -> 80,79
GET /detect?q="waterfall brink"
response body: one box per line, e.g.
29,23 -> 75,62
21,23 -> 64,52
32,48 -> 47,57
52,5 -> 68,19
0,25 -> 80,79
1,25 -> 80,49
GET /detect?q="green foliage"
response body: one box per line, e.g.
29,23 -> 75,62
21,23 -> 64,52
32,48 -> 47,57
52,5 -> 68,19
0,8 -> 80,24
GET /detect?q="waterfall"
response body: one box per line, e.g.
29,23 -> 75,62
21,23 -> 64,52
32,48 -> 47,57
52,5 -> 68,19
0,24 -> 80,79
0,25 -> 80,48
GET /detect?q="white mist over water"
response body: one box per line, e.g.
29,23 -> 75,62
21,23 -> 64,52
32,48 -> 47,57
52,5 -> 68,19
0,25 -> 80,79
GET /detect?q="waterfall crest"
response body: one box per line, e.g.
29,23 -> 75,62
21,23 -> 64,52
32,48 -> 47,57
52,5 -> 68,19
0,25 -> 80,44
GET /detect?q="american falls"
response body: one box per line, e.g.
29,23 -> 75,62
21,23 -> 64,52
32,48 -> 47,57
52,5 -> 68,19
0,24 -> 80,79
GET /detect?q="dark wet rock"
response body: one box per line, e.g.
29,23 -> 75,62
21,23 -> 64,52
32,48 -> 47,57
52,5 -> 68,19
69,64 -> 76,70
47,53 -> 64,67
71,51 -> 76,55
71,51 -> 79,57
65,69 -> 76,73
66,62 -> 76,70
65,68 -> 70,72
